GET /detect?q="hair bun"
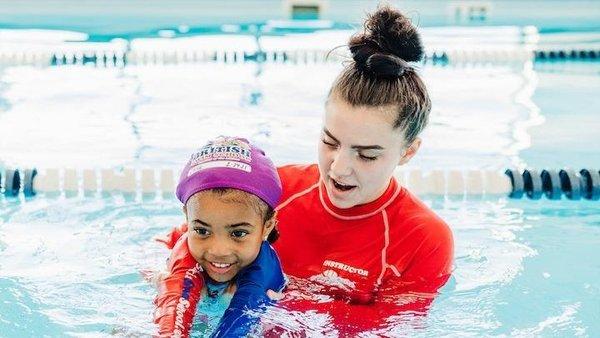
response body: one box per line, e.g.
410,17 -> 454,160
349,6 -> 424,76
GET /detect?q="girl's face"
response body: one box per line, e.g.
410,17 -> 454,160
184,192 -> 274,283
318,95 -> 420,209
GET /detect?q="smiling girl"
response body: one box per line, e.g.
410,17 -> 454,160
153,136 -> 285,337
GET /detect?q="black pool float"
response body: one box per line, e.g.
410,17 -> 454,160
559,169 -> 581,200
570,50 -> 578,59
505,169 -> 524,198
4,168 -> 21,197
23,168 -> 38,197
541,169 -> 562,200
523,169 -> 543,200
537,51 -> 546,59
579,169 -> 600,200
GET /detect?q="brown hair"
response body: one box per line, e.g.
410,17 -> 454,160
329,6 -> 431,145
197,188 -> 279,243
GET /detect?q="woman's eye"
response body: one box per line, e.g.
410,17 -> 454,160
359,154 -> 378,161
231,230 -> 249,238
322,139 -> 338,148
194,227 -> 210,236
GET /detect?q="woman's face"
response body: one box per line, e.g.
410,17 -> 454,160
318,95 -> 420,209
185,192 -> 273,283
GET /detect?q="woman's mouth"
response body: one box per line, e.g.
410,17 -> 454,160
331,178 -> 357,192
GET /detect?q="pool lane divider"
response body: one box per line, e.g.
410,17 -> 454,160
1,167 -> 598,200
2,48 -> 598,68
504,169 -> 600,201
535,50 -> 599,61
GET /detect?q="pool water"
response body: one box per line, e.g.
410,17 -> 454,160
1,27 -> 600,337
1,194 -> 598,336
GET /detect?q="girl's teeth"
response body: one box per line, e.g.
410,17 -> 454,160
211,262 -> 231,268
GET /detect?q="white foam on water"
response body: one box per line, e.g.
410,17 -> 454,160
510,303 -> 586,337
130,35 -> 257,53
0,29 -> 88,43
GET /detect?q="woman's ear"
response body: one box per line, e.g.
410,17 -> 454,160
262,211 -> 278,240
398,138 -> 421,165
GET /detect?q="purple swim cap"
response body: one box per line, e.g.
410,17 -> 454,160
176,136 -> 282,208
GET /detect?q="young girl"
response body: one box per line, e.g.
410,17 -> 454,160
153,136 -> 285,337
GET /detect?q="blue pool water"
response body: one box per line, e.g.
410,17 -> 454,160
1,25 -> 599,337
1,194 -> 598,336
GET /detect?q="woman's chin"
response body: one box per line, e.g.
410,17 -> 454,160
327,192 -> 358,209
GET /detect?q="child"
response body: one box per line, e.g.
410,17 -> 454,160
153,136 -> 285,337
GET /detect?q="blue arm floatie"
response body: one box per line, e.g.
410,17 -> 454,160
211,241 -> 285,337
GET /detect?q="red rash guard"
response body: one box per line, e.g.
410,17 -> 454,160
272,164 -> 454,333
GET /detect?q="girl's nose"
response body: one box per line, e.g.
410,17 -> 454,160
206,238 -> 234,259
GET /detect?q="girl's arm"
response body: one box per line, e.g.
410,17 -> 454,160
153,233 -> 204,337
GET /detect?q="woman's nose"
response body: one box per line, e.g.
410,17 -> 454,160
330,150 -> 352,177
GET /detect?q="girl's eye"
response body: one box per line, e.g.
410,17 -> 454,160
194,227 -> 210,237
359,154 -> 378,161
231,230 -> 249,239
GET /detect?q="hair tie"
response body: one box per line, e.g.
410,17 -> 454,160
396,64 -> 406,77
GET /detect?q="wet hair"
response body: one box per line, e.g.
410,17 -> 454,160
329,6 -> 431,145
195,188 -> 279,243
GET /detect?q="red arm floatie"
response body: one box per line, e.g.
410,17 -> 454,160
153,233 -> 204,337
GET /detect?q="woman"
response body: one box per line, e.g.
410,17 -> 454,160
271,5 -> 453,333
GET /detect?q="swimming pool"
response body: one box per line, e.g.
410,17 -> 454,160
1,26 -> 599,337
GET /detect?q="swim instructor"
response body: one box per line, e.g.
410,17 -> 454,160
271,5 -> 453,333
